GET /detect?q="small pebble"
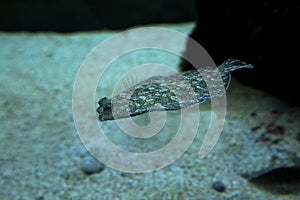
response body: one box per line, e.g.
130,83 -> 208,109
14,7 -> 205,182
212,181 -> 226,192
81,154 -> 105,174
250,112 -> 257,117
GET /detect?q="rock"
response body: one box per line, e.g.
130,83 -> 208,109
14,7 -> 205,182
212,181 -> 226,192
81,154 -> 105,175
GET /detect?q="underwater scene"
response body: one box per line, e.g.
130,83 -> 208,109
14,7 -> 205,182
1,1 -> 300,199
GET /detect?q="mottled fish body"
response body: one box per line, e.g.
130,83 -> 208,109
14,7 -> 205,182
97,59 -> 253,121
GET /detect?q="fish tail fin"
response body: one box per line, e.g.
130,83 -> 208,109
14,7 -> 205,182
220,58 -> 254,73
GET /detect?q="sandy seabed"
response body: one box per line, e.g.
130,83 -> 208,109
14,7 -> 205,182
1,22 -> 300,200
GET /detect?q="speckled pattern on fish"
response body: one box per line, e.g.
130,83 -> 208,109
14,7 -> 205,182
97,59 -> 253,121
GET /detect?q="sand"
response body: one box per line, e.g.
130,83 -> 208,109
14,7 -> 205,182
1,22 -> 299,200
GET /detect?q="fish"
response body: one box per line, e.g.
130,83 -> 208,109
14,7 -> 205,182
97,58 -> 253,121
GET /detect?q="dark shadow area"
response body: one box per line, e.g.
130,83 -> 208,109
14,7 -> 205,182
250,167 -> 300,195
182,0 -> 300,106
0,0 -> 196,32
